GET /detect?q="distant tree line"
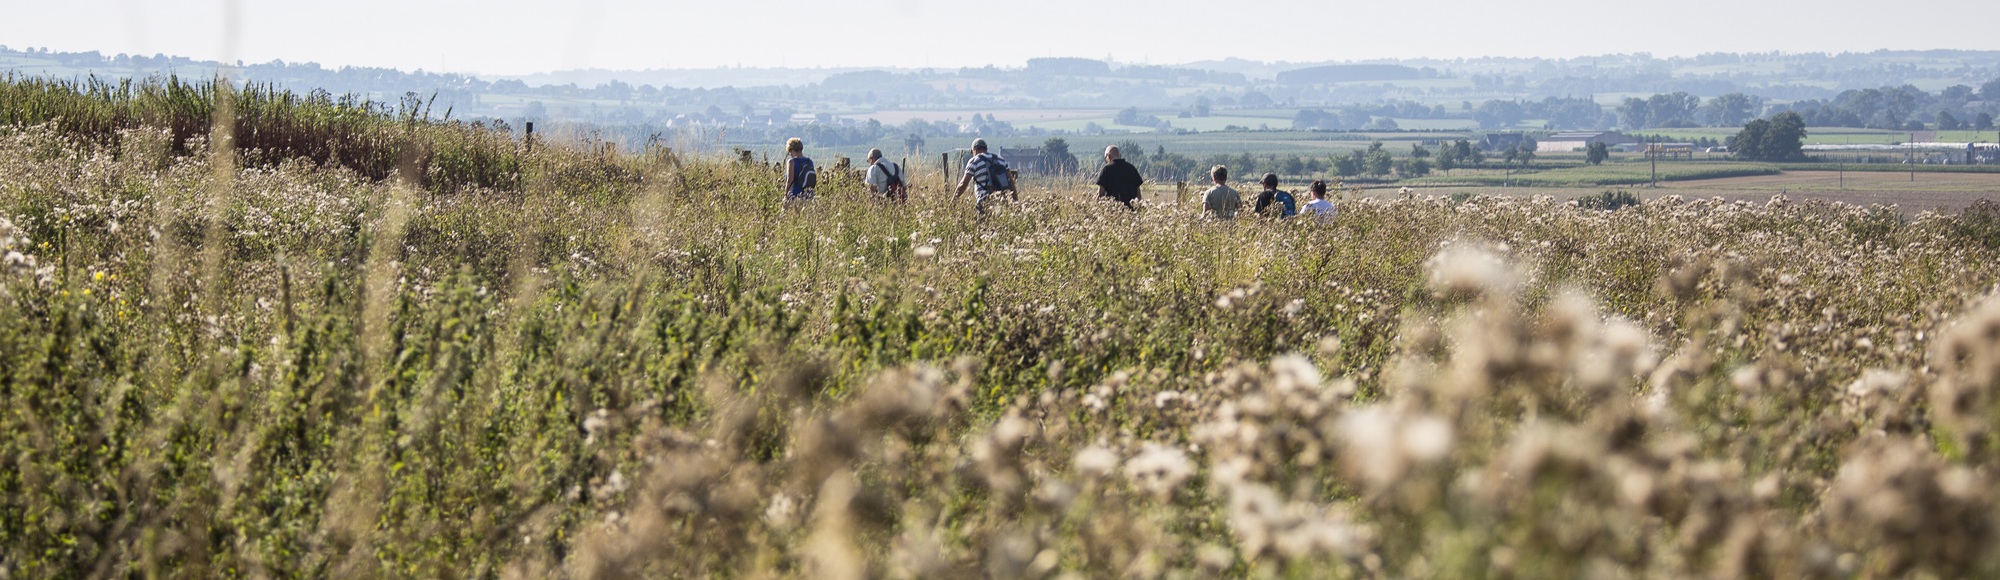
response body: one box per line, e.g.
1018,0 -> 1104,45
1297,82 -> 2000,134
1768,81 -> 2000,131
1092,139 -> 1517,183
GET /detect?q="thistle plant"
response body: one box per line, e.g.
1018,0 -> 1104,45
6,82 -> 2000,578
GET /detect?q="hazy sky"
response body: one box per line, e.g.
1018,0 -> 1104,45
5,0 -> 1998,75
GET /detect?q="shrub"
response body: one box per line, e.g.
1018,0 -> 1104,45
1574,189 -> 1640,211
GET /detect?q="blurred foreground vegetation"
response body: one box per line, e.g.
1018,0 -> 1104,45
6,78 -> 2000,578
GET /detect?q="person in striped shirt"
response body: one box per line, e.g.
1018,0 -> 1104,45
954,139 -> 1008,212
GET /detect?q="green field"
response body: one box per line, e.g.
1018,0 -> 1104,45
1934,130 -> 2000,142
1639,127 -> 2000,146
1013,115 -> 1294,134
1409,160 -> 1782,187
1392,118 -> 1480,131
1636,127 -> 1894,145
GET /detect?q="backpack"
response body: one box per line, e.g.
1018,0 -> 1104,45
1275,190 -> 1298,217
977,153 -> 1013,192
875,160 -> 906,199
792,157 -> 817,193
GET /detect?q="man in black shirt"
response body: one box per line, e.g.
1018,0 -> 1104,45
1094,146 -> 1145,209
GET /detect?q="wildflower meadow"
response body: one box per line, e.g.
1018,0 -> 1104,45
5,78 -> 2000,578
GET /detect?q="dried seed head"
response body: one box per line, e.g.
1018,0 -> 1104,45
1123,442 -> 1195,499
1427,244 -> 1519,298
1073,445 -> 1119,480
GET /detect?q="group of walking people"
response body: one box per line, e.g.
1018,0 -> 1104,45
780,137 -> 914,203
780,137 -> 1338,222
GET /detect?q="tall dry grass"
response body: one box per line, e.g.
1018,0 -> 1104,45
4,84 -> 2000,577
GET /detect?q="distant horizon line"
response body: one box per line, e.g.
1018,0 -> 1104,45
7,44 -> 2000,80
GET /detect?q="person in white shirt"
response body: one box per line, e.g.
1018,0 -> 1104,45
864,148 -> 906,201
1301,180 -> 1337,223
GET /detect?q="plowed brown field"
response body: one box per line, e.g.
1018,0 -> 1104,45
1649,170 -> 2000,212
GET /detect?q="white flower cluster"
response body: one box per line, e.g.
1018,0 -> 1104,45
1121,442 -> 1195,499
0,217 -> 32,275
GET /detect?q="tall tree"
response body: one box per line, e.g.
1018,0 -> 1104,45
1040,137 -> 1079,173
1364,142 -> 1394,176
1396,158 -> 1432,177
1586,141 -> 1610,165
1701,93 -> 1763,127
1114,140 -> 1146,164
1435,146 -> 1460,174
1732,112 -> 1807,162
1763,112 -> 1807,161
1335,150 -> 1365,177
1732,118 -> 1769,161
1474,100 -> 1526,130
1646,92 -> 1702,127
1618,97 -> 1651,129
1978,112 -> 1996,132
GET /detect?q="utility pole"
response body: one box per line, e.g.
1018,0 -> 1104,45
1909,132 -> 1916,182
1649,137 -> 1658,188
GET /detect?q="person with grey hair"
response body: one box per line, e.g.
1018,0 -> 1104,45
864,148 -> 907,201
1201,165 -> 1241,220
954,138 -> 1012,212
1094,145 -> 1144,209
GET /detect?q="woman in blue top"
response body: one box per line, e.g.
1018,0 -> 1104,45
782,138 -> 816,201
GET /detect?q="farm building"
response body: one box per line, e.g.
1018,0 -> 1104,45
1538,131 -> 1639,153
1642,143 -> 1698,160
997,147 -> 1049,173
